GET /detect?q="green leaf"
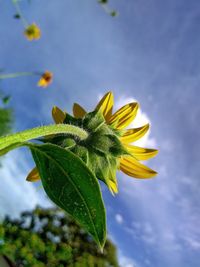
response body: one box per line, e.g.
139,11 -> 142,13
29,143 -> 106,249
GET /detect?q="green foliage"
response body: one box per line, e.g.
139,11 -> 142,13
0,207 -> 119,267
0,108 -> 12,137
29,143 -> 106,249
2,96 -> 11,105
0,92 -> 12,137
0,92 -> 13,169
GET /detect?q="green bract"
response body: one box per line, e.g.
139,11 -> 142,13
43,110 -> 129,192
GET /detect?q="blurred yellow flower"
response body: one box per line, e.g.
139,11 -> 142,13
37,71 -> 53,88
27,92 -> 158,194
24,23 -> 41,41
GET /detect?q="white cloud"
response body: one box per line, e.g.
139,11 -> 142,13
184,237 -> 200,250
125,221 -> 157,245
115,213 -> 124,224
0,150 -> 52,219
118,250 -> 139,267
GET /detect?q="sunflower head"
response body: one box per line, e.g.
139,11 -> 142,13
27,92 -> 158,194
24,23 -> 41,41
37,71 -> 53,88
49,108 -> 129,194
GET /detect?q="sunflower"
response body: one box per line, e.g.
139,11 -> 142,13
24,23 -> 41,41
27,92 -> 158,194
37,71 -> 53,88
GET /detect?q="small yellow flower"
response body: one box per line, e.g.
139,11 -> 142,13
27,92 -> 158,195
37,71 -> 53,88
24,23 -> 41,41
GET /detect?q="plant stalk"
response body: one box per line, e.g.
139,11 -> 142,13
0,124 -> 88,154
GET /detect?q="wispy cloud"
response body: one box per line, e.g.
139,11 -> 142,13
118,250 -> 139,267
115,213 -> 124,224
0,150 -> 51,219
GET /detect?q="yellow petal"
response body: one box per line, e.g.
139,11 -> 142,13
95,92 -> 114,121
52,106 -> 66,124
26,167 -> 40,182
37,78 -> 47,87
120,124 -> 150,143
108,179 -> 118,195
120,156 -> 157,178
73,103 -> 87,118
126,145 -> 158,160
109,102 -> 139,129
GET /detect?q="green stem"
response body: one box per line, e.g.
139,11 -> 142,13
0,72 -> 36,79
99,1 -> 117,17
0,124 -> 88,155
12,0 -> 28,27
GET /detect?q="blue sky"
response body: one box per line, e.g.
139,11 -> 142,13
0,0 -> 200,266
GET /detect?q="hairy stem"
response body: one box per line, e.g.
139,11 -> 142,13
0,124 -> 88,155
